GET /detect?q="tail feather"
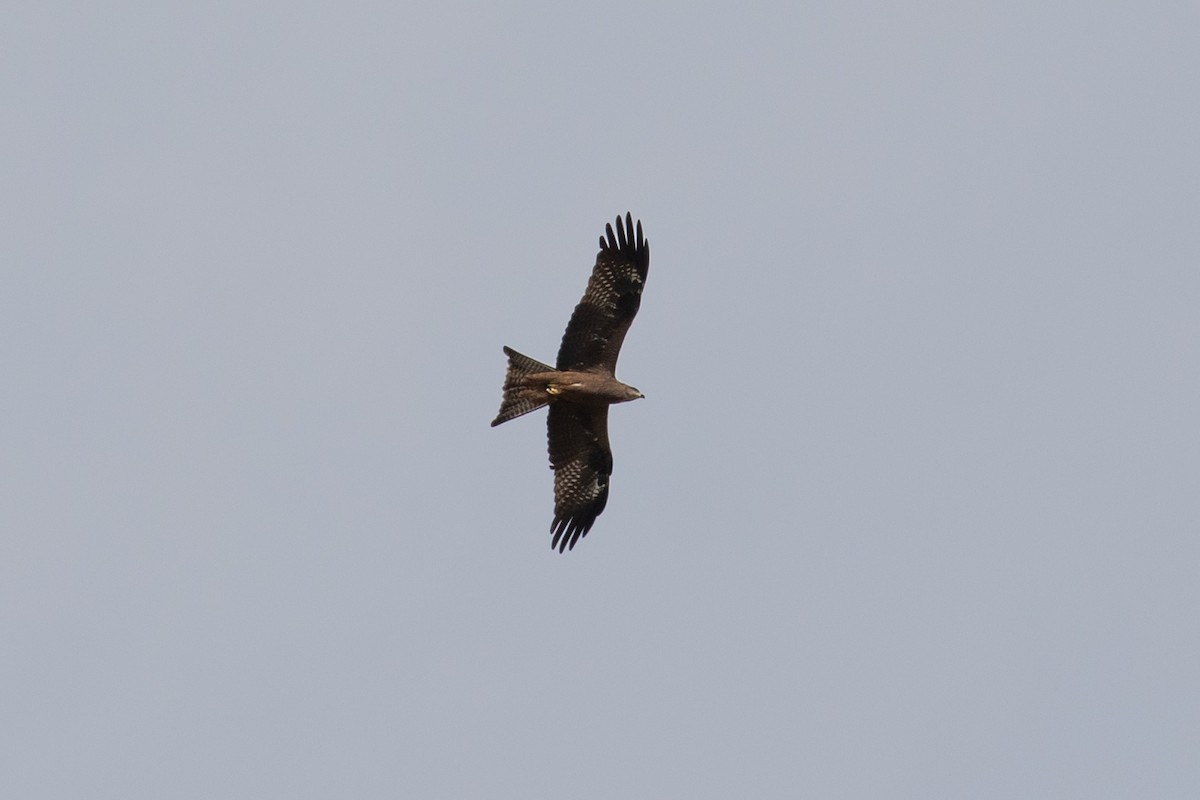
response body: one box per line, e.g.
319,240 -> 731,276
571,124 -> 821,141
491,346 -> 556,426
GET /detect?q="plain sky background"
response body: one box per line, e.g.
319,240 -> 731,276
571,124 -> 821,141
3,2 -> 1198,797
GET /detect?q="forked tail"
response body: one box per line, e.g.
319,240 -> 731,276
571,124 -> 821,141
490,346 -> 556,426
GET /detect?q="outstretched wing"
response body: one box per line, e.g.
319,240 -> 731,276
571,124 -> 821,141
556,213 -> 650,372
547,404 -> 612,552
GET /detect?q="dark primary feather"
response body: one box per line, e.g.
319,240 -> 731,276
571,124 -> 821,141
547,404 -> 612,552
556,213 -> 650,372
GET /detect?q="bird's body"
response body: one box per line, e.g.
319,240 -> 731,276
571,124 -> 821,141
526,368 -> 642,406
491,214 -> 650,552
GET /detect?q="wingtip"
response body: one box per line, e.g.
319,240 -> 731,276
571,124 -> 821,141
602,213 -> 646,254
550,514 -> 595,553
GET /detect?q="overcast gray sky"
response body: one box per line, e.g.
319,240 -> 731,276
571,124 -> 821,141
3,2 -> 1198,797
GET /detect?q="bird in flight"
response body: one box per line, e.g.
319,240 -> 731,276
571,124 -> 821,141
491,213 -> 650,552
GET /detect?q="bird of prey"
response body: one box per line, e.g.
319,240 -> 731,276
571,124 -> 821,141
491,213 -> 650,552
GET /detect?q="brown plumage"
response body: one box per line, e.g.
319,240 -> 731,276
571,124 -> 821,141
491,213 -> 650,552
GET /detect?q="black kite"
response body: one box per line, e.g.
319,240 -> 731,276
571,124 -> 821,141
491,213 -> 650,552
